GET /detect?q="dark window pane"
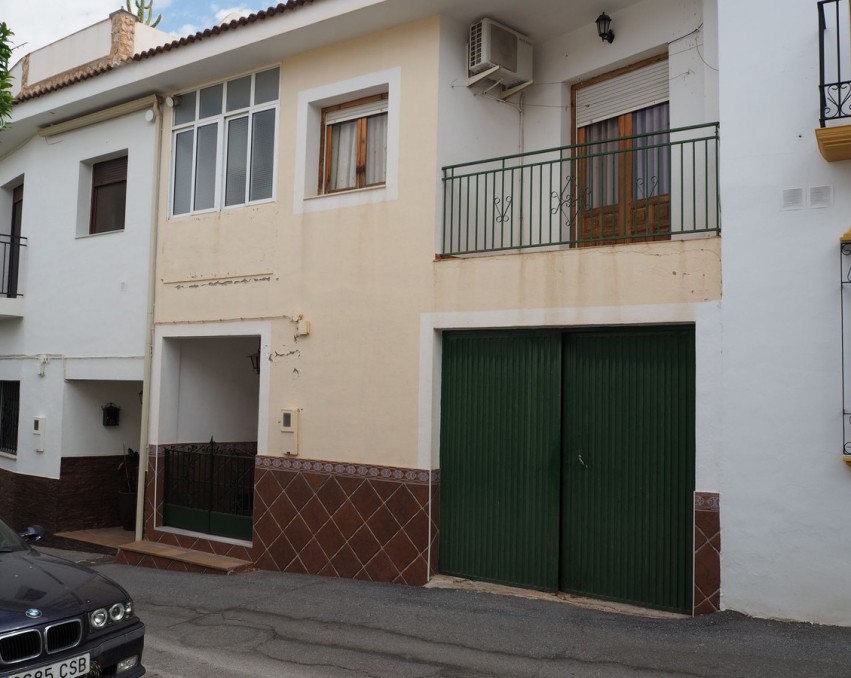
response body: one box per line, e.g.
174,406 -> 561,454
90,157 -> 127,234
199,84 -> 223,118
91,182 -> 126,233
174,90 -> 196,126
254,68 -> 279,104
0,381 -> 19,455
227,76 -> 251,112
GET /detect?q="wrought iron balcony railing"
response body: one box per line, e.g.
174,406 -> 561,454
819,0 -> 851,127
0,233 -> 25,297
441,123 -> 720,256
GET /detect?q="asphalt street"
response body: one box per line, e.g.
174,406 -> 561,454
51,553 -> 850,678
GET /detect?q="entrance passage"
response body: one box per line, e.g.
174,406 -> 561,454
163,441 -> 255,541
439,327 -> 695,613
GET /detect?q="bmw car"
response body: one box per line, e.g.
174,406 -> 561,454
0,519 -> 144,677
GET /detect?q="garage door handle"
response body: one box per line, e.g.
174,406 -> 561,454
578,454 -> 588,470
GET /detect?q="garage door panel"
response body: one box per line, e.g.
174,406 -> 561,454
439,331 -> 561,591
561,330 -> 695,613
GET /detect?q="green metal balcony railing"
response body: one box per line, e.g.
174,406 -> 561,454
441,123 -> 720,256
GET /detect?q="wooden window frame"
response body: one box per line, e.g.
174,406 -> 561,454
570,55 -> 671,245
319,93 -> 388,194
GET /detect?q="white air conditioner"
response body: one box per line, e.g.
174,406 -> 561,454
469,18 -> 533,87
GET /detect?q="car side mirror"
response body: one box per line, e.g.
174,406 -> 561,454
19,525 -> 44,543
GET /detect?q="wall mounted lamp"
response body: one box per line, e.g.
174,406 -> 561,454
596,12 -> 615,43
165,95 -> 181,108
248,349 -> 261,375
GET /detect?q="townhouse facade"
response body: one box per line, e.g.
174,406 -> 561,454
0,11 -> 167,533
2,0 -> 850,626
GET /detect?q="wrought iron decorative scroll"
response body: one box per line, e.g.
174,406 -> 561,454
818,1 -> 851,126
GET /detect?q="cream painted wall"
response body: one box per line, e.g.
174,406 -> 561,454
155,18 -> 442,468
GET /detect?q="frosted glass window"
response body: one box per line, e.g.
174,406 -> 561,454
173,130 -> 194,215
170,67 -> 278,215
254,68 -> 279,104
227,76 -> 251,112
225,117 -> 249,206
174,91 -> 196,126
194,123 -> 218,210
199,84 -> 223,119
250,109 -> 276,201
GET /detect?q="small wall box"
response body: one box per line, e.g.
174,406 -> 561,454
102,403 -> 120,427
281,409 -> 298,433
33,417 -> 45,453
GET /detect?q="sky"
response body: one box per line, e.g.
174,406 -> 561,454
1,0 -> 275,62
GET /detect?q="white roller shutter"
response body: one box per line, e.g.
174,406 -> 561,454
575,59 -> 669,127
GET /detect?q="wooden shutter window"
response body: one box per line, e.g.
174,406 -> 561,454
90,156 -> 128,234
92,156 -> 127,187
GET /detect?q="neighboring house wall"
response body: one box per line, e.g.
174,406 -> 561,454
0,104 -> 156,531
718,0 -> 851,626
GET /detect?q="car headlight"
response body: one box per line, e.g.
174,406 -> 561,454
90,600 -> 133,630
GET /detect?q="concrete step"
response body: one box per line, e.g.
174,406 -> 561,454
116,540 -> 253,575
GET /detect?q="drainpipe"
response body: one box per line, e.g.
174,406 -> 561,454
135,96 -> 163,542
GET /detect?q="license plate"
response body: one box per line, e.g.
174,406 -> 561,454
4,652 -> 90,678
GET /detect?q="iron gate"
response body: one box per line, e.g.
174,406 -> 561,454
163,440 -> 255,541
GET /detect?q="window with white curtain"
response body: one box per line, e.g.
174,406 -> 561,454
171,67 -> 279,217
320,94 -> 388,193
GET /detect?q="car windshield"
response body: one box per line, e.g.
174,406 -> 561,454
0,518 -> 28,552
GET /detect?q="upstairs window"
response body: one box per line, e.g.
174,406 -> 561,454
0,381 -> 19,455
171,67 -> 280,217
90,156 -> 127,234
320,94 -> 388,193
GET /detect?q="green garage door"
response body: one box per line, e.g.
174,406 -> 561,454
561,329 -> 695,613
439,331 -> 561,591
439,327 -> 694,613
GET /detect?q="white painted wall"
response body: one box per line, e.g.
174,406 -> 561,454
151,321 -> 271,451
718,0 -> 851,625
0,106 -> 157,480
61,380 -> 143,457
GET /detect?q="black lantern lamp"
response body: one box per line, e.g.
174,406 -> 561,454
102,402 -> 120,427
248,349 -> 261,375
596,12 -> 615,43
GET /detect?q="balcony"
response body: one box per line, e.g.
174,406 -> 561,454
0,233 -> 26,319
817,0 -> 851,161
440,123 -> 720,257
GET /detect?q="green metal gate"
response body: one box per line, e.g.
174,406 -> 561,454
163,441 -> 255,541
560,329 -> 695,613
439,331 -> 561,591
439,327 -> 695,613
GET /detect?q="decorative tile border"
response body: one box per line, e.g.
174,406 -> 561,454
694,492 -> 720,512
694,491 -> 721,616
256,456 -> 439,485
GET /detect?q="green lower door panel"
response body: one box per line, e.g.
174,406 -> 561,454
163,504 -> 209,534
439,331 -> 561,591
560,329 -> 695,613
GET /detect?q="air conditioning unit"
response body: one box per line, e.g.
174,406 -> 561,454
469,18 -> 533,87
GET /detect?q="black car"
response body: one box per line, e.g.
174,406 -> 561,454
0,519 -> 144,678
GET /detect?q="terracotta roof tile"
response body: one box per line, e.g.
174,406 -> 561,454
133,0 -> 315,61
